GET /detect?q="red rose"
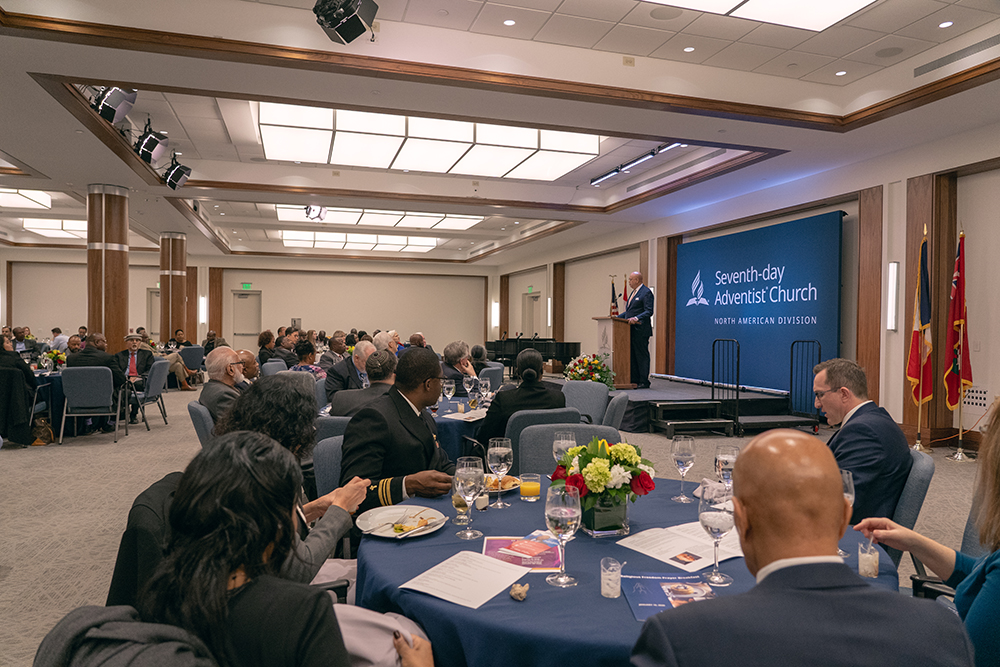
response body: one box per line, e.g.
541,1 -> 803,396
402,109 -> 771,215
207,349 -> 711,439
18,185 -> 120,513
551,465 -> 568,481
630,471 -> 655,496
565,473 -> 588,497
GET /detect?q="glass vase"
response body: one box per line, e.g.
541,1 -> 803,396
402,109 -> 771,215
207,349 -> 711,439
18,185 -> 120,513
581,495 -> 629,537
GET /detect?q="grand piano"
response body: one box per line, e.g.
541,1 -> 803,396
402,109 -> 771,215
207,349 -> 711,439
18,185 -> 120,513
486,337 -> 581,374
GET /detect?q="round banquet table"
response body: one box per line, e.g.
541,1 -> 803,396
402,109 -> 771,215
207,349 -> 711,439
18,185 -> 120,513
431,397 -> 485,462
357,479 -> 898,667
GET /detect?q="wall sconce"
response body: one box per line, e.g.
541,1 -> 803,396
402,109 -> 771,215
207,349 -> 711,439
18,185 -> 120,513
491,301 -> 500,330
886,261 -> 899,331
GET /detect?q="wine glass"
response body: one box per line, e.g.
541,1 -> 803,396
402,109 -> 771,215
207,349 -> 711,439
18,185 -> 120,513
714,445 -> 739,490
442,379 -> 456,400
454,457 -> 485,540
671,436 -> 696,503
839,469 -> 855,557
553,431 -> 575,465
463,375 -> 476,397
479,377 -> 491,398
487,437 -> 514,509
698,480 -> 734,587
545,484 -> 581,588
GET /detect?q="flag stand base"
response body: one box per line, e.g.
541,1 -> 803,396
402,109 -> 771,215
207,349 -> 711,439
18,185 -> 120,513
911,440 -> 931,453
946,448 -> 974,462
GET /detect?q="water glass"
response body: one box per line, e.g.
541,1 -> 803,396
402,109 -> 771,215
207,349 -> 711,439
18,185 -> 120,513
454,457 -> 485,540
545,485 -> 581,588
519,473 -> 541,502
463,375 -> 476,397
698,480 -> 734,586
553,431 -> 575,464
839,469 -> 855,557
671,436 -> 696,503
714,445 -> 739,489
487,438 -> 513,509
600,557 -> 622,598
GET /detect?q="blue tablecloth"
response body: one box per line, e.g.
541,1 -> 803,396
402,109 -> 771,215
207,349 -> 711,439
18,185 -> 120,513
357,479 -> 898,667
432,398 -> 484,462
33,371 -> 64,419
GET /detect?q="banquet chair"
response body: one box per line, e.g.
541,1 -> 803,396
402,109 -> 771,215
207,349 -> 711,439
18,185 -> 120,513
59,367 -> 127,444
178,345 -> 205,373
503,407 -> 580,476
316,376 -> 328,411
132,359 -> 170,430
314,436 -> 345,497
562,380 -> 610,424
519,424 -> 621,476
478,365 -> 503,392
316,415 -> 351,443
187,401 -> 215,448
0,368 -> 34,444
261,360 -> 286,376
602,392 -> 629,430
31,380 -> 53,425
883,449 -> 935,567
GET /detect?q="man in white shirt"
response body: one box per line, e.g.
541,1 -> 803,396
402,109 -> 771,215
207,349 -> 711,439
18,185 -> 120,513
51,328 -> 70,352
630,429 -> 973,667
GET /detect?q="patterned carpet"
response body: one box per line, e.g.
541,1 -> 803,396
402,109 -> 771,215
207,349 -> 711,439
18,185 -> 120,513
0,391 -> 978,666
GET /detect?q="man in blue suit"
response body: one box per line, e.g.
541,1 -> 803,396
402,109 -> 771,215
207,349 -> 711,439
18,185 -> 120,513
630,429 -> 973,667
813,358 -> 912,524
620,271 -> 654,388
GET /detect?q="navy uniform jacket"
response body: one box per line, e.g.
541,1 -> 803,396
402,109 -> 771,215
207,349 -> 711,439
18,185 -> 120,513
621,284 -> 654,337
340,386 -> 455,514
827,401 -> 912,524
631,563 -> 974,667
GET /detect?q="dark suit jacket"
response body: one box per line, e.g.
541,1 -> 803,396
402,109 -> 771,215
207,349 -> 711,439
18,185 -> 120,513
114,349 -> 154,379
325,355 -> 365,403
620,283 -> 654,337
199,379 -> 241,423
317,350 -> 345,373
630,563 -> 974,667
12,338 -> 40,361
477,380 -> 566,444
273,346 -> 297,367
67,345 -> 126,390
328,383 -> 391,417
827,402 -> 912,524
258,346 -> 277,364
340,386 -> 455,513
442,362 -> 472,397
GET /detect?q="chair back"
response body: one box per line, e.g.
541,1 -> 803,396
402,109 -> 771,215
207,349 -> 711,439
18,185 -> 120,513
141,359 -> 170,402
187,401 -> 215,448
62,366 -> 114,409
105,472 -> 182,607
885,449 -> 935,566
316,414 -> 351,442
519,424 -> 621,476
602,391 -> 629,430
314,436 -> 345,496
562,380 -> 610,424
177,345 -> 204,370
960,498 -> 988,559
504,407 -> 580,476
479,365 -> 503,391
261,360 -> 286,376
315,376 -> 328,410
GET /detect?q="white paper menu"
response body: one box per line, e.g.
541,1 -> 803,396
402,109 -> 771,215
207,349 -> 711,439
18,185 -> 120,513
399,550 -> 530,609
618,521 -> 743,573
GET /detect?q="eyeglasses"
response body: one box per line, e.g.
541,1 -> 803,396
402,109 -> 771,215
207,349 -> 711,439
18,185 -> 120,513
229,361 -> 245,368
814,387 -> 841,400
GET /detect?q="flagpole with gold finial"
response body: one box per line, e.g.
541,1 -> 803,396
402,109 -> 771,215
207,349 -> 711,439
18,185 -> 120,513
947,230 -> 972,461
913,223 -> 931,453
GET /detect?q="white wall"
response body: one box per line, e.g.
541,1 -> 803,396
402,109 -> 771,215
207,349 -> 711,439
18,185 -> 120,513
219,268 -> 486,350
564,248 -> 640,354
506,267 -> 546,338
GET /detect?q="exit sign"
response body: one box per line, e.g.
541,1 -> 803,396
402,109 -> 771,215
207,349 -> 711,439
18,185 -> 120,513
527,286 -> 533,293
241,283 -> 252,290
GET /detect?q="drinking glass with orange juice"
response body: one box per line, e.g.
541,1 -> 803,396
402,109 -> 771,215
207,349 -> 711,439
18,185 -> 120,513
520,473 -> 541,502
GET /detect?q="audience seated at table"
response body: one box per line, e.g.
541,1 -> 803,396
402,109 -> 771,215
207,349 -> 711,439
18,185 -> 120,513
857,397 -> 1000,667
114,333 -> 155,424
168,329 -> 193,348
50,327 -> 70,353
0,334 -> 37,445
325,341 -> 375,403
199,347 -> 245,424
329,350 -> 396,417
273,330 -> 299,367
469,344 -> 489,376
200,330 -> 229,353
408,332 -> 434,355
66,335 -> 82,354
318,330 -> 348,372
10,327 -> 40,362
236,349 -> 258,391
477,348 -> 565,444
630,429 -> 973,667
441,341 -> 477,397
66,333 -> 126,434
373,331 -> 398,356
258,330 -> 277,364
341,347 -> 455,515
290,339 -> 327,379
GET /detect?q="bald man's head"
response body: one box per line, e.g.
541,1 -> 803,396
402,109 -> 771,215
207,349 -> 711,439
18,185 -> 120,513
237,349 -> 258,379
732,429 -> 851,575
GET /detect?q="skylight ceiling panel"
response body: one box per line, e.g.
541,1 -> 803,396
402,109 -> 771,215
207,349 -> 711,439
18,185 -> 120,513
330,133 -> 405,169
539,130 -> 599,154
505,150 -> 597,180
408,117 -> 474,142
433,216 -> 483,230
259,102 -> 333,129
391,138 -> 471,173
731,0 -> 878,32
396,213 -> 444,228
359,210 -> 404,227
259,126 -> 333,163
336,109 -> 406,135
476,123 -> 538,149
450,145 -> 535,177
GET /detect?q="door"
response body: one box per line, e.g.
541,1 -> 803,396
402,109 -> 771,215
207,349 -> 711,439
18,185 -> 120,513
521,293 -> 541,337
232,291 -> 262,351
147,288 -> 160,339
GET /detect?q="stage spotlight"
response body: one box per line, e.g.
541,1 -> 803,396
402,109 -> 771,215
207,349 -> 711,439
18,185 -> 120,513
163,154 -> 191,190
91,87 -> 137,124
314,0 -> 379,45
305,205 -> 327,221
134,120 -> 170,164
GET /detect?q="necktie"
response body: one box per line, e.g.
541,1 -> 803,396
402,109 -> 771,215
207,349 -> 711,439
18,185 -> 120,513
129,353 -> 137,376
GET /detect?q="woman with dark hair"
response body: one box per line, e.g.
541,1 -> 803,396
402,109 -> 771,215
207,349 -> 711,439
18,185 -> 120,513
258,330 -> 276,364
290,339 -> 326,379
469,344 -> 489,376
141,431 -> 350,667
215,375 -> 366,583
477,348 -> 565,445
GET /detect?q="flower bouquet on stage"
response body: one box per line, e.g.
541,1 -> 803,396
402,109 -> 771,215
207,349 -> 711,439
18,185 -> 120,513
551,437 -> 655,537
563,352 -> 615,390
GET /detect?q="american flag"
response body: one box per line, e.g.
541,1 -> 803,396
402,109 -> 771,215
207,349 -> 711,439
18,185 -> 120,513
610,277 -> 620,317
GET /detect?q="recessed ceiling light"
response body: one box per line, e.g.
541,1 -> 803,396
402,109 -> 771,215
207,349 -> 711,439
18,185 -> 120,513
501,227 -> 506,230
514,221 -> 519,224
835,71 -> 847,76
220,212 -> 225,215
683,47 -> 695,53
504,19 -> 516,26
939,21 -> 953,28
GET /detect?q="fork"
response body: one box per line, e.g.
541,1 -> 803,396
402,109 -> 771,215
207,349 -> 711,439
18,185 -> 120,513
362,509 -> 411,534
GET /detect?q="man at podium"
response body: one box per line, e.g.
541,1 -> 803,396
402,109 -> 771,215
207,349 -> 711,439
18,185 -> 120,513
620,271 -> 654,388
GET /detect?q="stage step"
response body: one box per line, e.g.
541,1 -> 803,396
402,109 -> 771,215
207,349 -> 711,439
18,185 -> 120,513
648,401 -> 735,437
737,414 -> 819,434
650,418 -> 735,438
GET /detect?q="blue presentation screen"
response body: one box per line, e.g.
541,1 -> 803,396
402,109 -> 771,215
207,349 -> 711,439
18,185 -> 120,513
674,211 -> 843,390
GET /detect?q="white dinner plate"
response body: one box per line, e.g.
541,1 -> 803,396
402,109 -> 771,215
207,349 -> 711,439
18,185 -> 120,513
485,475 -> 520,494
356,505 -> 447,539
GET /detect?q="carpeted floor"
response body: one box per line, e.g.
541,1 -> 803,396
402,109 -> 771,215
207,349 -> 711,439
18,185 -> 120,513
0,391 -> 979,666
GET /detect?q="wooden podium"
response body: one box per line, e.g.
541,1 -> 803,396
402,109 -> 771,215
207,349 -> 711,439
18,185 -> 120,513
593,317 -> 635,389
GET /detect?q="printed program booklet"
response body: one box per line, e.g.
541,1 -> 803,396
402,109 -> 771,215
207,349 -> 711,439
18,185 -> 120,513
618,521 -> 742,573
621,572 -> 717,621
483,530 -> 564,572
